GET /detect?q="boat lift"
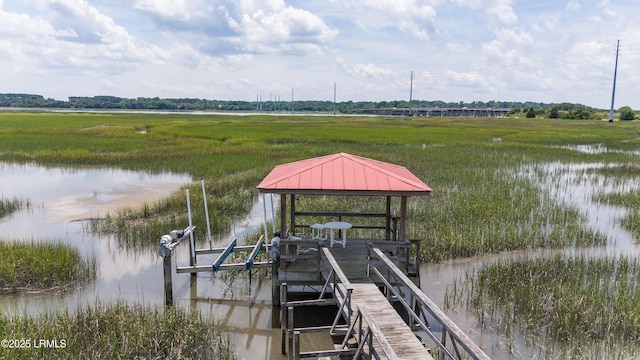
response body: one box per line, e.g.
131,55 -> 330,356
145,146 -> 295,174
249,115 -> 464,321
157,181 -> 272,306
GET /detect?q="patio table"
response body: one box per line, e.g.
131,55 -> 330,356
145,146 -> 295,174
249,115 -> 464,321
324,221 -> 352,248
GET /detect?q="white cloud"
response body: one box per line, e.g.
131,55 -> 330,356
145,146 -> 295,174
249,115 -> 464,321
446,42 -> 471,52
566,1 -> 581,11
341,0 -> 437,40
494,27 -> 533,45
346,63 -> 396,78
446,70 -> 482,84
238,1 -> 338,53
133,0 -> 201,22
0,0 -> 168,78
1,0 -> 640,107
454,0 -> 517,24
133,0 -> 337,55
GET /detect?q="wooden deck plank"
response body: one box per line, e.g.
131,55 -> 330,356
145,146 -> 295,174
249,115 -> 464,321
280,238 -> 411,282
347,282 -> 433,360
279,241 -> 432,359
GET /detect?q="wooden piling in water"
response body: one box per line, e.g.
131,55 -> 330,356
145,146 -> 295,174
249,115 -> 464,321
163,253 -> 173,306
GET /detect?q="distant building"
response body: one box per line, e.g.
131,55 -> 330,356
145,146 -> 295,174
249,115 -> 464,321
363,107 -> 511,117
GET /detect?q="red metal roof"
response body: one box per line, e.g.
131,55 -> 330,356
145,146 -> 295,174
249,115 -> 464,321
257,153 -> 432,196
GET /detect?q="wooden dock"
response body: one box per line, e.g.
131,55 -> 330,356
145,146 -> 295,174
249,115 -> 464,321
348,281 -> 433,359
278,241 -> 490,360
158,229 -> 488,359
277,237 -> 418,284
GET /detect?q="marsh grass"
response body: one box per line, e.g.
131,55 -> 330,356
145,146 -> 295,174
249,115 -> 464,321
4,112 -> 640,357
590,164 -> 640,241
410,160 -> 607,262
0,302 -> 237,359
594,189 -> 640,240
91,168 -> 264,247
459,255 -> 640,356
2,113 -> 635,257
0,240 -> 96,293
0,197 -> 27,218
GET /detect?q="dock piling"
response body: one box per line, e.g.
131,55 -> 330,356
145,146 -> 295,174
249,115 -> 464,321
162,251 -> 173,306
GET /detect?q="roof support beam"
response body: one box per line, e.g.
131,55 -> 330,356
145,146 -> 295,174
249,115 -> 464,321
280,193 -> 287,238
399,196 -> 407,241
386,196 -> 391,240
290,194 -> 296,237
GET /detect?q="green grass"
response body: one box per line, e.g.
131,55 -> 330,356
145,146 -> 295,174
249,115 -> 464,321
92,168 -> 264,247
455,255 -> 640,357
594,189 -> 640,240
1,113 -> 638,255
0,241 -> 96,293
590,164 -> 640,241
0,302 -> 237,359
2,112 -> 640,358
0,197 -> 27,218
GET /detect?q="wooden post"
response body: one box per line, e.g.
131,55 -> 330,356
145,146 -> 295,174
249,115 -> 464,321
189,231 -> 197,282
399,196 -> 408,270
290,194 -> 296,236
293,331 -> 300,360
163,253 -> 173,306
272,259 -> 280,306
288,306 -> 295,359
386,196 -> 392,240
415,240 -> 421,280
280,194 -> 287,237
399,196 -> 407,241
280,283 -> 288,355
189,272 -> 197,307
280,194 -> 287,269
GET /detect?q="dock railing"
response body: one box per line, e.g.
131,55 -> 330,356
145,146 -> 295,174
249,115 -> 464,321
342,304 -> 400,360
286,303 -> 400,360
368,246 -> 490,360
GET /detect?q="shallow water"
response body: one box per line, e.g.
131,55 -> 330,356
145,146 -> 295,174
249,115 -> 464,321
0,162 -> 330,359
0,163 -> 192,311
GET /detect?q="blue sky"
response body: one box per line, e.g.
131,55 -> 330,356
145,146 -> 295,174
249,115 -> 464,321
0,0 -> 638,109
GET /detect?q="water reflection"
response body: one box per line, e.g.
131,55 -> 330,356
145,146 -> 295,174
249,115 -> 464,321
0,162 -> 193,313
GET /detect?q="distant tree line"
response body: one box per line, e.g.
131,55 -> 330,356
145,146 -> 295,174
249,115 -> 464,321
510,102 -> 636,121
0,94 -> 536,112
0,93 -> 634,120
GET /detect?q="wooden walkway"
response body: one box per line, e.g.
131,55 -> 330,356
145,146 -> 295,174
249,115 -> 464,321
279,241 -> 490,360
347,281 -> 433,359
160,232 -> 489,359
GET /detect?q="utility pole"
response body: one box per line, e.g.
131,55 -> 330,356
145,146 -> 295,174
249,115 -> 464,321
609,40 -> 620,123
409,71 -> 414,117
333,82 -> 337,116
291,88 -> 294,114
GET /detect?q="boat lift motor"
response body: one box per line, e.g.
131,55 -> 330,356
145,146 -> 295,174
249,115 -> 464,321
269,232 -> 281,260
